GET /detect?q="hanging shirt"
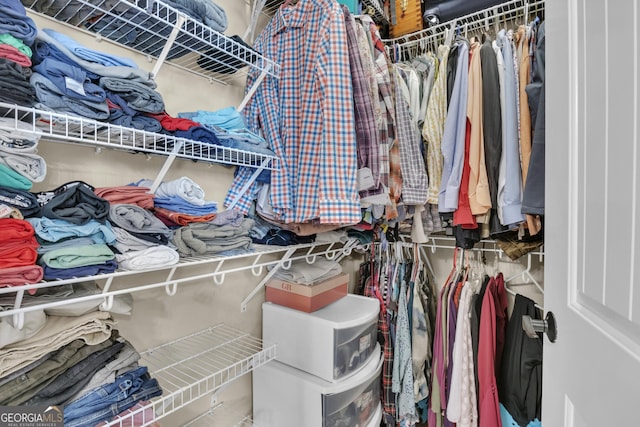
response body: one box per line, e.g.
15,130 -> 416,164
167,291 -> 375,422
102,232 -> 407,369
477,274 -> 508,427
496,29 -> 525,228
394,66 -> 429,205
447,282 -> 479,427
226,0 -> 360,224
423,45 -> 450,205
439,39 -> 470,213
480,38 -> 507,236
392,267 -> 418,426
343,7 -> 382,200
466,40 -> 491,219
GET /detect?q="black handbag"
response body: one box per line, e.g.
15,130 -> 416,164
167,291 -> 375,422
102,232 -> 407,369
423,0 -> 506,25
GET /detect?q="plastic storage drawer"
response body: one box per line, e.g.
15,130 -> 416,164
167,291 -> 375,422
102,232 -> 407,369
253,346 -> 382,427
262,294 -> 380,382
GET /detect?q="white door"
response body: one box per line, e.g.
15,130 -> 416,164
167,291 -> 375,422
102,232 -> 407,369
543,0 -> 640,424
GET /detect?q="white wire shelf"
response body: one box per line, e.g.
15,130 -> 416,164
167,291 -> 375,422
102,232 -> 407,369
383,0 -> 545,49
0,240 -> 361,325
0,102 -> 277,169
185,409 -> 257,426
102,324 -> 275,427
24,0 -> 280,85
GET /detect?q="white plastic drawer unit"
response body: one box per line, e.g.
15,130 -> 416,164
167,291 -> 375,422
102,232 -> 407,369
262,294 -> 380,382
253,348 -> 383,427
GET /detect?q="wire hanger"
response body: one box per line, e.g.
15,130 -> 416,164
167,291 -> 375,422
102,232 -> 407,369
504,252 -> 544,294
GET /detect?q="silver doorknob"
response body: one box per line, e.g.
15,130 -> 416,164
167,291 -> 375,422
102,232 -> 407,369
522,311 -> 557,343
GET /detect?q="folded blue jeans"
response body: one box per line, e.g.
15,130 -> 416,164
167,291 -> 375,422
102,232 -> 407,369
64,366 -> 163,427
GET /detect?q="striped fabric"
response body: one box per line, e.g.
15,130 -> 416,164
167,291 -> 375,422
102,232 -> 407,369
343,7 -> 381,196
225,0 -> 360,225
394,66 -> 429,205
422,45 -> 450,205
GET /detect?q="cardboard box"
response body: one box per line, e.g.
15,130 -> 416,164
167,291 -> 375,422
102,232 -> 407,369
265,273 -> 349,313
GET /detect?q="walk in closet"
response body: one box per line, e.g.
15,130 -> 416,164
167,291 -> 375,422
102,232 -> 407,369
0,0 -> 638,425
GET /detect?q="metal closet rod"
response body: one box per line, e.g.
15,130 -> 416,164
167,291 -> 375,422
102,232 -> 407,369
383,0 -> 545,50
375,236 -> 545,258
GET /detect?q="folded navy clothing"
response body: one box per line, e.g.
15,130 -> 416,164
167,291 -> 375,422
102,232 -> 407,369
42,259 -> 118,280
99,77 -> 164,114
0,185 -> 40,217
175,126 -> 219,145
252,229 -> 315,246
0,0 -> 38,46
37,181 -> 110,225
32,40 -> 100,81
108,105 -> 163,133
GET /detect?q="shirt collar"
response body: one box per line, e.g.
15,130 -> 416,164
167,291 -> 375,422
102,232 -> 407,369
271,0 -> 311,35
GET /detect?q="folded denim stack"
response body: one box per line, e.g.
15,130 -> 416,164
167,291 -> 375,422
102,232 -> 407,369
30,28 -> 161,122
63,365 -> 163,427
106,92 -> 162,133
0,218 -> 42,290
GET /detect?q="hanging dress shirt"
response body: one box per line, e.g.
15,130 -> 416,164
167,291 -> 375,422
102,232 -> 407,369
466,40 -> 491,220
439,39 -> 469,213
423,45 -> 450,205
447,282 -> 479,427
394,66 -> 429,205
477,274 -> 508,427
515,26 -> 532,186
480,38 -> 507,236
496,29 -> 525,228
226,0 -> 360,224
343,7 -> 382,199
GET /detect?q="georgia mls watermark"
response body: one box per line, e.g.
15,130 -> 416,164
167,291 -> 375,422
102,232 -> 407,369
0,406 -> 63,427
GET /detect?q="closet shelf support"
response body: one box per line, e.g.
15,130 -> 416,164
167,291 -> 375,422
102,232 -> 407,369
240,246 -> 298,312
151,13 -> 187,79
149,140 -> 185,194
238,64 -> 271,113
226,156 -> 272,210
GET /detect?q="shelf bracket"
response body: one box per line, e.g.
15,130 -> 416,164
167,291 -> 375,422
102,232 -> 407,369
226,156 -> 271,210
238,64 -> 271,113
151,13 -> 187,79
149,140 -> 185,194
12,290 -> 25,331
240,246 -> 297,312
